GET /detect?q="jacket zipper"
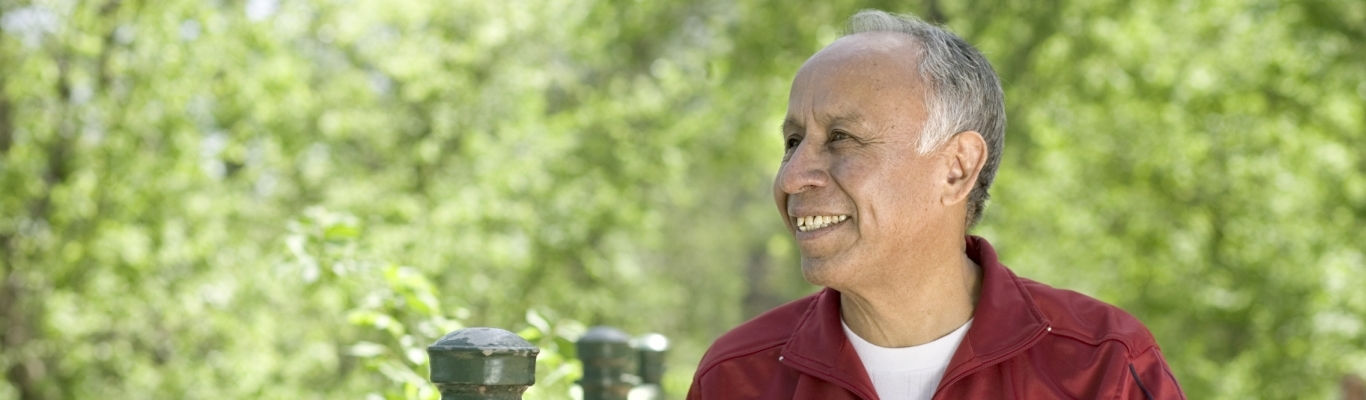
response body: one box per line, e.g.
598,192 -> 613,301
931,324 -> 1051,400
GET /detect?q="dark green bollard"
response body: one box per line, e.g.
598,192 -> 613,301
633,333 -> 669,400
577,326 -> 637,400
427,327 -> 540,400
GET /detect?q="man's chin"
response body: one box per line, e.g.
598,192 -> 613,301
800,258 -> 853,288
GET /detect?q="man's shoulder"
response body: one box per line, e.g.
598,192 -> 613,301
695,291 -> 819,374
1016,277 -> 1159,356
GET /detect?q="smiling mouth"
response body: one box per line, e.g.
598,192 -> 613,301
795,215 -> 849,232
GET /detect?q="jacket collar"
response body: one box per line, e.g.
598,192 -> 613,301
779,287 -> 879,399
778,236 -> 1051,397
940,236 -> 1052,387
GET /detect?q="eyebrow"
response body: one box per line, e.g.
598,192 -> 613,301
780,112 -> 867,135
781,118 -> 801,135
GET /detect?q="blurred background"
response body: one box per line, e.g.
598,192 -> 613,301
1,0 -> 1363,398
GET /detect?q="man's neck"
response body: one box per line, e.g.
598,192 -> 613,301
839,253 -> 982,348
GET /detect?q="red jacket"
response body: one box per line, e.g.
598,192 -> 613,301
689,236 -> 1185,399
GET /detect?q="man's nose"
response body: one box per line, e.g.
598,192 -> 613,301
777,141 -> 831,194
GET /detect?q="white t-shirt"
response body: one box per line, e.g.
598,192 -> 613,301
841,319 -> 973,400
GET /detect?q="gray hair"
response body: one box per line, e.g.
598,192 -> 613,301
845,10 -> 1006,229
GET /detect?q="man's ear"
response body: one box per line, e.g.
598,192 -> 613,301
940,130 -> 988,206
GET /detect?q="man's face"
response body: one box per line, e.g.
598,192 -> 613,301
775,33 -> 956,289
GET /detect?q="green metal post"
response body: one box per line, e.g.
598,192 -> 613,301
634,333 -> 669,400
577,326 -> 636,400
427,327 -> 540,400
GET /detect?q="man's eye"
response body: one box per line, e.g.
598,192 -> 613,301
785,137 -> 801,149
831,131 -> 850,141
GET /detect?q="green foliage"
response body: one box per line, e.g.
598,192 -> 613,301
1,0 -> 1362,399
285,208 -> 584,400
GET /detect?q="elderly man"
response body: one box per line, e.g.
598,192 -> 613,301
688,10 -> 1185,400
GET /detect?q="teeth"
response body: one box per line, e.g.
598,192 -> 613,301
795,215 -> 850,232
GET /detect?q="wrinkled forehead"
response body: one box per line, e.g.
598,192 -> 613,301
786,32 -> 927,128
802,32 -> 919,77
815,31 -> 921,61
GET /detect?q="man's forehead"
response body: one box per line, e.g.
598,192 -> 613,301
805,32 -> 920,68
790,33 -> 923,102
784,33 -> 924,133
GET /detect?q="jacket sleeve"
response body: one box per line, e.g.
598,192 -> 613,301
687,361 -> 715,400
1120,347 -> 1186,400
687,372 -> 704,400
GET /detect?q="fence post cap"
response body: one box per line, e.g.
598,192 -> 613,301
429,327 -> 539,355
579,326 -> 632,343
633,333 -> 669,352
577,326 -> 637,399
427,327 -> 539,392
